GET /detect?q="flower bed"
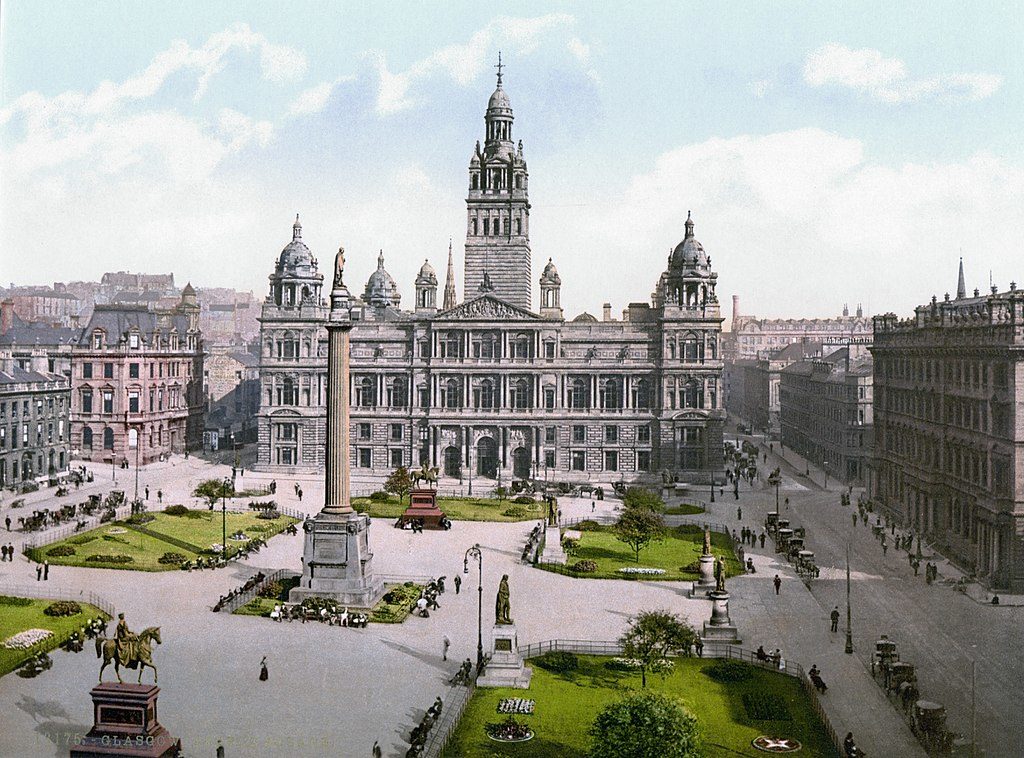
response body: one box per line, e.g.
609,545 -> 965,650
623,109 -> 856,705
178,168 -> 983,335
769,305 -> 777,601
606,657 -> 675,674
3,628 -> 53,650
485,716 -> 534,743
497,698 -> 535,715
616,567 -> 666,575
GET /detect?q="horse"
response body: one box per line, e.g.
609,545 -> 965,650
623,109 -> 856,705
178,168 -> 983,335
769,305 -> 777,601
96,627 -> 162,684
412,464 -> 439,489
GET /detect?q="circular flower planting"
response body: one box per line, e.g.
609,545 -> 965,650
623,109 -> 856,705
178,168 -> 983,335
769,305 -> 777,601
485,716 -> 534,743
4,628 -> 54,650
616,567 -> 666,575
106,527 -> 128,535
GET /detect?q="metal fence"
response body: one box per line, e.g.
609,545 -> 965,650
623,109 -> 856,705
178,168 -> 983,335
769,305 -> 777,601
422,680 -> 477,758
218,568 -> 300,614
0,583 -> 117,617
21,504 -> 134,552
378,573 -> 436,586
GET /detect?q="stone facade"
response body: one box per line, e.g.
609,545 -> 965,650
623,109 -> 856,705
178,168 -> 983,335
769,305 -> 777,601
203,348 -> 260,441
257,72 -> 726,483
70,289 -> 205,465
726,342 -> 824,437
871,283 -> 1024,591
0,360 -> 70,488
779,349 -> 873,485
730,297 -> 872,359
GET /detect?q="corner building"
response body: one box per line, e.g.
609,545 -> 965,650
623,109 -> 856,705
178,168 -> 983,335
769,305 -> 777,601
257,71 -> 725,483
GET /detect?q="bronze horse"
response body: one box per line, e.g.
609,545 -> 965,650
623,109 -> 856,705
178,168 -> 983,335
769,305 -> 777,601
412,463 -> 439,488
96,626 -> 161,684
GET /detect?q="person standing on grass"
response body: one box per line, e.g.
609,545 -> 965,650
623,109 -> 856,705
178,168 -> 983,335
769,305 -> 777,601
830,606 -> 840,633
773,574 -> 782,595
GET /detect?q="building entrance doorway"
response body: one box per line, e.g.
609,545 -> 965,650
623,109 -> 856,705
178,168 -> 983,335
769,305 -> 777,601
476,437 -> 498,479
512,446 -> 531,479
443,446 -> 461,478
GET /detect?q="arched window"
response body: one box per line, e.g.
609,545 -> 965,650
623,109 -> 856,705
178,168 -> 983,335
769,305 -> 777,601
277,378 -> 298,406
83,427 -> 94,449
601,379 -> 621,409
515,218 -> 522,234
357,377 -> 375,407
633,379 -> 651,409
569,378 -> 589,409
478,379 -> 495,409
441,332 -> 461,360
683,333 -> 700,362
683,380 -> 700,409
388,378 -> 407,408
511,379 -> 531,409
472,175 -> 478,190
103,427 -> 114,450
444,378 -> 461,408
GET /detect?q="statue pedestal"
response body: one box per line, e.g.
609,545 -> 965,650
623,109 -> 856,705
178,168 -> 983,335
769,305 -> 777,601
477,623 -> 532,689
688,553 -> 717,598
397,488 -> 447,530
702,590 -> 741,645
289,511 -> 384,607
540,524 -> 567,564
70,683 -> 180,757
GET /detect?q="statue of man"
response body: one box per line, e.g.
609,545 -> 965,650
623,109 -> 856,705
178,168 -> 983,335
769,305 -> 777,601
547,496 -> 558,527
334,246 -> 346,287
115,613 -> 137,665
495,574 -> 512,625
702,526 -> 712,556
714,557 -> 726,593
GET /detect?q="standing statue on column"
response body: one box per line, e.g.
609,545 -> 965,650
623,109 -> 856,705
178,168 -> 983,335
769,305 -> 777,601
714,557 -> 726,593
547,496 -> 559,527
495,574 -> 512,625
702,526 -> 712,556
334,246 -> 346,287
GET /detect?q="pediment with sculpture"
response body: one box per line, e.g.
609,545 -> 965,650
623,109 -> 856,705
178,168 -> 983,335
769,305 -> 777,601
435,294 -> 541,322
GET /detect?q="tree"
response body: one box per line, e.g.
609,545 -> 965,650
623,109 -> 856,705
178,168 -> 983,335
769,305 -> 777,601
622,487 -> 665,513
589,691 -> 702,758
193,479 -> 233,509
620,610 -> 698,688
384,466 -> 412,503
614,506 -> 665,562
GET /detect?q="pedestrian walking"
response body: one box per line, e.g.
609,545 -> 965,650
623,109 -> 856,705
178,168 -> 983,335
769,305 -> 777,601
852,512 -> 858,528
759,532 -> 766,549
36,564 -> 42,581
297,487 -> 303,502
43,560 -> 49,580
913,559 -> 921,577
882,542 -> 888,556
372,741 -> 382,758
216,740 -> 225,758
591,502 -> 595,513
1,545 -> 7,562
4,515 -> 10,531
830,606 -> 840,633
454,574 -> 462,594
157,489 -> 163,503
773,574 -> 782,595
145,486 -> 150,500
737,505 -> 742,520
442,635 -> 451,662
259,656 -> 268,681
695,638 -> 703,657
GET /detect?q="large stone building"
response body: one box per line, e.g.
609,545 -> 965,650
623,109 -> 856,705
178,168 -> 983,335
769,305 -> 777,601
204,347 -> 260,444
871,272 -> 1024,591
727,342 -> 824,437
0,356 -> 70,488
257,70 -> 726,483
779,349 -> 873,486
730,297 -> 872,359
70,289 -> 205,465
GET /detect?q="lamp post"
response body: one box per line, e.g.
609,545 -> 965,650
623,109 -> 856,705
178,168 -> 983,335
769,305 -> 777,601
221,476 -> 230,561
845,542 -> 854,654
768,469 -> 781,512
464,543 -> 484,674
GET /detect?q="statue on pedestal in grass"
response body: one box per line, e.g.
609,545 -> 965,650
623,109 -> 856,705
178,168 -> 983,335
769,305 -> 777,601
702,526 -> 712,556
495,574 -> 512,625
714,557 -> 726,593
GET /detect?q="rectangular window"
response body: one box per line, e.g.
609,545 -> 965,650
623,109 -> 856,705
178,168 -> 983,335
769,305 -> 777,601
128,391 -> 139,414
129,363 -> 139,379
605,451 -> 618,471
572,425 -> 586,444
103,363 -> 114,379
390,423 -> 404,442
605,425 -> 619,443
390,448 -> 403,468
544,389 -> 555,409
82,362 -> 93,379
150,363 -> 155,378
129,333 -> 139,349
82,391 -> 93,414
637,450 -> 651,471
544,341 -> 555,359
359,448 -> 372,468
545,426 -> 557,444
637,425 -> 651,444
359,423 -> 371,440
102,391 -> 113,414
544,450 -> 555,468
571,450 -> 586,471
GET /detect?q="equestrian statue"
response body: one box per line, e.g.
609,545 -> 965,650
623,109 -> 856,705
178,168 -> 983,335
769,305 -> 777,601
97,612 -> 162,684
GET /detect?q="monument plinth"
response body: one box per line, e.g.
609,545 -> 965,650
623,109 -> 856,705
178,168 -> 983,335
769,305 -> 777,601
688,527 -> 717,597
70,684 -> 180,758
398,488 -> 448,530
702,590 -> 741,644
290,247 -> 383,608
477,622 -> 532,689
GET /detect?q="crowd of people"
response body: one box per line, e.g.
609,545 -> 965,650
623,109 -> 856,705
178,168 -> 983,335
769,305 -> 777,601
405,695 -> 444,756
212,572 -> 267,612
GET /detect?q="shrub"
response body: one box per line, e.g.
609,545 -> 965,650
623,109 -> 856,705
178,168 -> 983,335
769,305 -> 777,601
369,491 -> 392,502
561,537 -> 579,554
46,545 -> 76,557
571,560 -> 598,574
255,510 -> 280,520
164,505 -> 190,516
257,581 -> 283,598
589,692 -> 701,758
69,535 -> 97,545
575,520 -> 603,531
0,595 -> 34,607
742,691 -> 793,721
126,513 -> 155,525
680,561 -> 702,573
484,716 -> 532,741
622,487 -> 666,513
102,534 -> 130,545
158,552 -> 187,565
43,600 -> 82,617
513,495 -> 535,504
534,650 -> 579,673
502,506 -> 528,518
85,554 -> 134,564
703,659 -> 754,683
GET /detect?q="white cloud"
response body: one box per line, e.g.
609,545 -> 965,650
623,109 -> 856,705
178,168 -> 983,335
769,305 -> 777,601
749,79 -> 771,99
217,109 -> 274,152
369,13 -> 581,115
567,37 -> 590,63
803,43 -> 1002,103
288,80 -> 340,116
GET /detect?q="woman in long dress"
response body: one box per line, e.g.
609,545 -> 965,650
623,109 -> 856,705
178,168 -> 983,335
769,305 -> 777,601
259,656 -> 268,681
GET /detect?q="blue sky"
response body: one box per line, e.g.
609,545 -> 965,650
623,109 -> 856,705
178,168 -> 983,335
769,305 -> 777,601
2,1 -> 1023,321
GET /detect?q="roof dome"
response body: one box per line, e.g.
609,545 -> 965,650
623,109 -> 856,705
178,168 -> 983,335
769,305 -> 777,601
488,86 -> 511,111
669,211 -> 708,270
416,259 -> 438,286
572,312 -> 598,323
274,215 -> 319,279
364,250 -> 401,308
540,257 -> 561,285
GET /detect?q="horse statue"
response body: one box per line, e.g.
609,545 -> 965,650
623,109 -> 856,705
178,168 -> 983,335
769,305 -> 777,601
412,463 -> 439,489
97,626 -> 162,684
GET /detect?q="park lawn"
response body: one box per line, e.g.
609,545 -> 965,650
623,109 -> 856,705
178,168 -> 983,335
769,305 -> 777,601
444,656 -> 837,758
29,527 -> 202,571
0,596 -> 108,677
141,510 -> 298,553
545,524 -> 741,581
665,502 -> 705,516
352,496 -> 545,522
233,576 -> 302,618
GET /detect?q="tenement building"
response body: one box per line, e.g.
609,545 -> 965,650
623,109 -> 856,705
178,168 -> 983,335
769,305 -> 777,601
779,348 -> 873,486
730,298 -> 872,359
257,68 -> 726,482
0,355 -> 70,488
726,342 -> 824,437
871,278 -> 1024,591
70,288 -> 205,465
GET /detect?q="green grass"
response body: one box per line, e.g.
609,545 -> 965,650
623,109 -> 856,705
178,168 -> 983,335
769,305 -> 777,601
444,656 -> 837,758
232,576 -> 301,617
370,583 -> 423,623
665,502 -> 706,516
352,495 -> 545,522
29,510 -> 298,572
0,596 -> 108,677
544,524 -> 741,581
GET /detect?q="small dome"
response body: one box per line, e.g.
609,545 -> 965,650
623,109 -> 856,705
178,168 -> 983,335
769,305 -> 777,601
488,86 -> 511,111
364,250 -> 401,308
275,214 -> 318,278
416,259 -> 437,287
669,211 -> 708,270
540,257 -> 561,285
181,282 -> 196,296
572,312 -> 598,323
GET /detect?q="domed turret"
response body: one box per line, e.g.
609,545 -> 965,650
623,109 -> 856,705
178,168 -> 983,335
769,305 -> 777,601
266,214 -> 323,308
416,260 -> 438,286
540,257 -> 563,320
654,211 -> 718,310
275,214 -> 318,276
540,257 -> 561,286
669,211 -> 709,271
415,258 -> 438,314
363,250 -> 401,308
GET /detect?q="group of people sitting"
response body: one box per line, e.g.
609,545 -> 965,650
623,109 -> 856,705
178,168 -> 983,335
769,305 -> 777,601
405,696 -> 444,756
270,603 -> 370,626
755,645 -> 787,670
212,572 -> 267,611
414,577 -> 446,617
449,657 -> 474,686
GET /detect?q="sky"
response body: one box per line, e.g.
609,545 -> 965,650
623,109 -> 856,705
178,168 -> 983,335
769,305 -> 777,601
2,1 -> 1024,325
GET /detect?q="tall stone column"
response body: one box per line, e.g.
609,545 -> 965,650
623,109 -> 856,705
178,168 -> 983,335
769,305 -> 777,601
323,306 -> 352,515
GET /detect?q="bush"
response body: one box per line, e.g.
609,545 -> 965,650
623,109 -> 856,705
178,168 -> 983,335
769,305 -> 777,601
742,691 -> 793,721
589,691 -> 701,758
258,580 -> 284,598
164,505 -> 190,516
158,552 -> 187,565
46,545 -> 76,557
102,534 -> 130,545
44,600 -> 82,617
69,535 -> 97,545
126,513 -> 155,525
85,554 -> 134,564
255,510 -> 281,520
703,659 -> 754,683
513,495 -> 535,504
534,650 -> 580,673
561,537 -> 579,554
680,561 -> 702,573
571,559 -> 598,573
369,491 -> 392,502
0,595 -> 34,607
575,520 -> 603,531
622,487 -> 666,513
502,506 -> 528,518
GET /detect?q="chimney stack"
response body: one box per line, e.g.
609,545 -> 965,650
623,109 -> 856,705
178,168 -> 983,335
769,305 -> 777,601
0,299 -> 14,333
731,294 -> 740,325
602,303 -> 612,322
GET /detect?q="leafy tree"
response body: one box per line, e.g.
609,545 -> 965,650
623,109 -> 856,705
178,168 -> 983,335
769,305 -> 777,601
620,610 -> 698,688
622,487 -> 665,513
193,479 -> 234,509
589,691 -> 702,758
384,466 -> 412,503
614,507 -> 665,562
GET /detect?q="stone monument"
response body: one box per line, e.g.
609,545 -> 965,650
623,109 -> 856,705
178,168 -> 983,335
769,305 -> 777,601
477,574 -> 532,688
688,525 -> 717,598
702,556 -> 740,644
399,486 -> 447,529
290,247 -> 384,607
539,496 -> 567,564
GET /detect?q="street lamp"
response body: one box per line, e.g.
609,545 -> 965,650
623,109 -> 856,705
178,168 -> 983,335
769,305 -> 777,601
768,469 -> 781,512
221,476 -> 230,561
845,542 -> 854,654
464,543 -> 484,674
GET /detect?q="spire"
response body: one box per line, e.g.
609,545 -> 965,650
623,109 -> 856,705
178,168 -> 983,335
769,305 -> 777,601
494,51 -> 504,88
377,249 -> 385,269
292,213 -> 302,241
443,239 -> 457,311
684,210 -> 694,238
957,257 -> 966,299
